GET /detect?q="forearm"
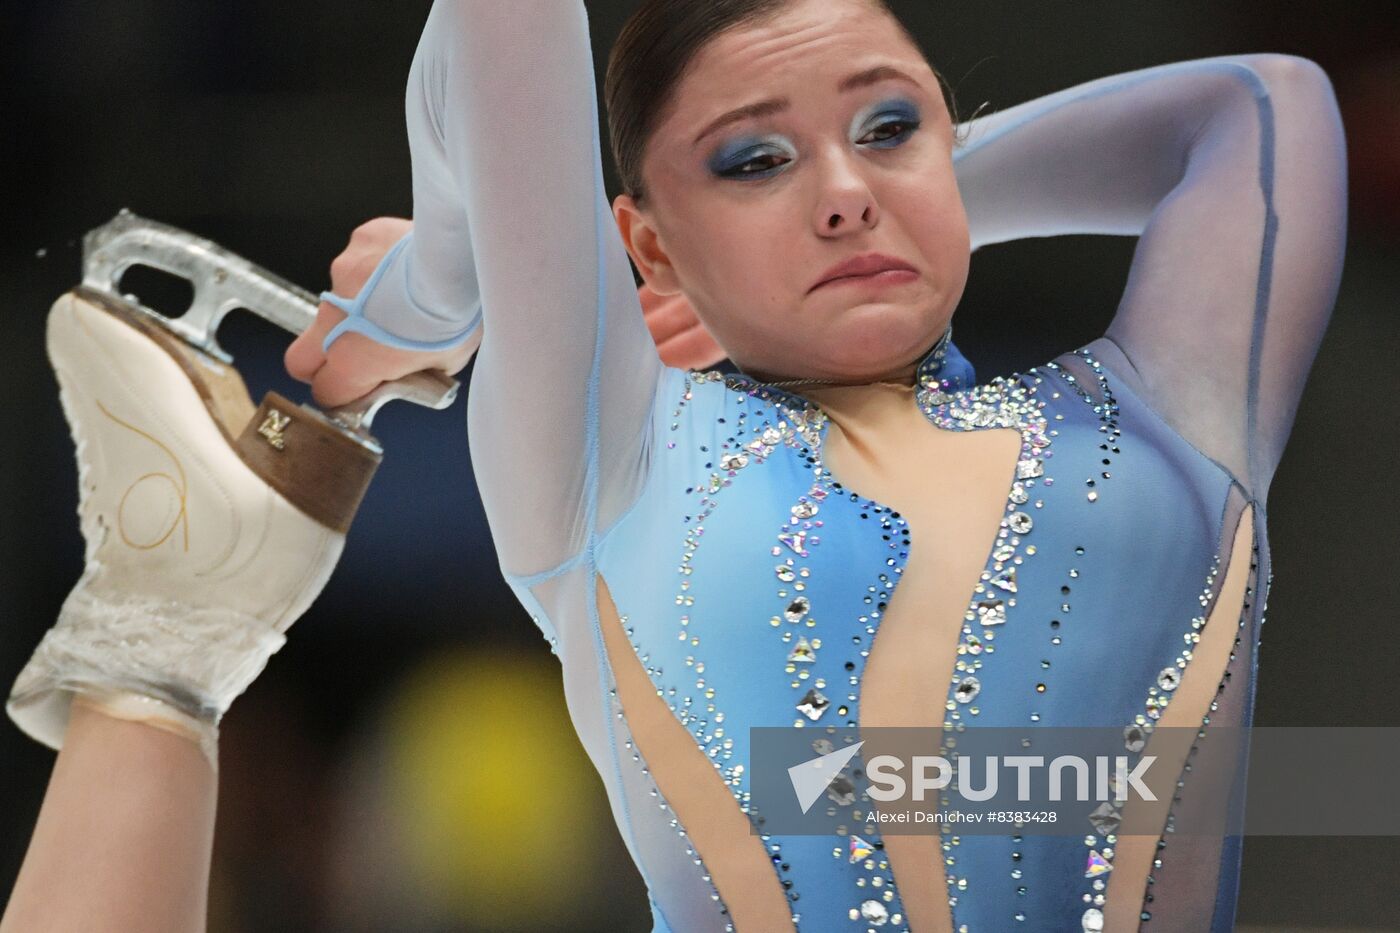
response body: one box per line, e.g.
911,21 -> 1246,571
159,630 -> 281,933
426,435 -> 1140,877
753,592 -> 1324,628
346,0 -> 490,348
2,702 -> 216,933
954,53 -> 1295,248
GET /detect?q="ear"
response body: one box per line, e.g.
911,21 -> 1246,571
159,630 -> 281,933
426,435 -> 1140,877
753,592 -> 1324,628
613,194 -> 683,296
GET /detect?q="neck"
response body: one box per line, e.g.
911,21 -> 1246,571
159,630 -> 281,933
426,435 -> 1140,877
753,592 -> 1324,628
876,359 -> 920,386
746,357 -> 921,390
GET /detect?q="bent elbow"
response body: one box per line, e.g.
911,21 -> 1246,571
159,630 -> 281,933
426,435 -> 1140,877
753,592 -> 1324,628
1249,53 -> 1331,84
1237,53 -> 1347,171
1244,53 -> 1340,109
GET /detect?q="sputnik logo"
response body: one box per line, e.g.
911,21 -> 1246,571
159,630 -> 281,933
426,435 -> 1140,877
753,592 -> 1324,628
789,740 -> 864,814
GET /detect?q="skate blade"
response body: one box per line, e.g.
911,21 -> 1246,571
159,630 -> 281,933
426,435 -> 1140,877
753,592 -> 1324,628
80,208 -> 459,446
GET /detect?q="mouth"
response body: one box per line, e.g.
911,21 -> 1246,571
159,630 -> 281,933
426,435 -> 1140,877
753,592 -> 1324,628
810,252 -> 919,293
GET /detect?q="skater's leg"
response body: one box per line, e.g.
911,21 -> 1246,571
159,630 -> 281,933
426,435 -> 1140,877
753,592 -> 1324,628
2,700 -> 216,933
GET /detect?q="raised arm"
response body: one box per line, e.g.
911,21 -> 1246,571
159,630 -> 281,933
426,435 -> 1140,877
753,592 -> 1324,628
344,0 -> 665,578
953,54 -> 1347,499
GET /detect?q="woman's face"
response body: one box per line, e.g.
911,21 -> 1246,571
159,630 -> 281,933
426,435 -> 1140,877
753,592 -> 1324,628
614,0 -> 970,383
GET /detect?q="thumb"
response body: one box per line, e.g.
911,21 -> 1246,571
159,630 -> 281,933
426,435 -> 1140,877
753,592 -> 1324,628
284,300 -> 345,383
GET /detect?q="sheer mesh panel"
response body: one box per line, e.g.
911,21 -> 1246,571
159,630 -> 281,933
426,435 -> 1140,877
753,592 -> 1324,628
345,6 -> 1345,928
956,55 -> 1346,500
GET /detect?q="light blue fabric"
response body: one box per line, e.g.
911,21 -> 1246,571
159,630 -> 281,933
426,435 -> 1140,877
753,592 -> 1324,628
320,231 -> 481,354
367,3 -> 1347,926
587,336 -> 1249,931
649,895 -> 674,933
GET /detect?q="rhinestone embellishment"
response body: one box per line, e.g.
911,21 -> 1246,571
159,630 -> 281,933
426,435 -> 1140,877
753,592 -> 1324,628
859,899 -> 889,925
976,599 -> 1007,626
796,688 -> 830,721
787,637 -> 817,663
1088,802 -> 1122,836
1085,850 -> 1113,878
784,597 -> 810,624
849,835 -> 876,862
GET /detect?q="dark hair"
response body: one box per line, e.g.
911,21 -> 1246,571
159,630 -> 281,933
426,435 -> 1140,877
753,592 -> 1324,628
604,0 -> 962,203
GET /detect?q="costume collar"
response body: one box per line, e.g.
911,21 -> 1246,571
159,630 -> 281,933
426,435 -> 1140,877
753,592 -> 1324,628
916,322 -> 975,397
723,322 -> 976,408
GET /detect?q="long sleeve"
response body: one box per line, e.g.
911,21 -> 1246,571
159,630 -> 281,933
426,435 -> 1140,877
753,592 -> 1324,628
363,0 -> 665,578
952,54 -> 1347,500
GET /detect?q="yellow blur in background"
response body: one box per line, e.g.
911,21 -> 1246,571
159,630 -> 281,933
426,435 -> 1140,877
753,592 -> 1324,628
385,650 -> 610,927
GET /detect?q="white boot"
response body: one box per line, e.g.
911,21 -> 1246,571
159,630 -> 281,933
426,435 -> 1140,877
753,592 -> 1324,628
8,288 -> 371,752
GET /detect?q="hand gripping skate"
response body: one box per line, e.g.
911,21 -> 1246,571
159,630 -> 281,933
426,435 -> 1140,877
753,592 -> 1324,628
7,209 -> 459,756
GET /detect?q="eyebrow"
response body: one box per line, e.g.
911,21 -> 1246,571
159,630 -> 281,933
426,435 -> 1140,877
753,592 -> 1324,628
691,64 -> 925,147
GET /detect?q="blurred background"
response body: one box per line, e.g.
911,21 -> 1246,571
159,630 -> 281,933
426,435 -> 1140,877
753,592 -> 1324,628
1,1 -> 1396,930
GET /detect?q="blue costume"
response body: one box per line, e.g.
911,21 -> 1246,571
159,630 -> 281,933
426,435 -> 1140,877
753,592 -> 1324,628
322,2 -> 1347,929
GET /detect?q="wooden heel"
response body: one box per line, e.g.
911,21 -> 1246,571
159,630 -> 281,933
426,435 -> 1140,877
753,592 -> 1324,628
68,286 -> 382,533
234,391 -> 381,533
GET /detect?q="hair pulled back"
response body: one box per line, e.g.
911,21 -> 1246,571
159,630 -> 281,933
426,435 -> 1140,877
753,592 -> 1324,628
604,0 -> 962,203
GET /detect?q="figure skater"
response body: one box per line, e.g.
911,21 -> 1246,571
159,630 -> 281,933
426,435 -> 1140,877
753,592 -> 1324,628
4,0 -> 1346,931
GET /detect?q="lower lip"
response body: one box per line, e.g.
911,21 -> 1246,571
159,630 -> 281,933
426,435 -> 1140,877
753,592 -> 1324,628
815,268 -> 918,291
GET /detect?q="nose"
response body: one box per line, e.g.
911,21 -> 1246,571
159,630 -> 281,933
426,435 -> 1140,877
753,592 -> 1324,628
812,144 -> 880,236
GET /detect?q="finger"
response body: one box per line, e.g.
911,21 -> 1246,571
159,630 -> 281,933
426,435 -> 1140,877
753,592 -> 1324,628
659,320 -> 728,370
283,331 -> 322,384
284,301 -> 346,383
309,336 -> 389,409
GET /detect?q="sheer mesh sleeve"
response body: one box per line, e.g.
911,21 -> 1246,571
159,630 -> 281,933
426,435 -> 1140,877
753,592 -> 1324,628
952,54 -> 1348,500
369,0 -> 665,577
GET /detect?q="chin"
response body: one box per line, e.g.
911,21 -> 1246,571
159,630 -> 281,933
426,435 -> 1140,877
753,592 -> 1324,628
825,301 -> 940,374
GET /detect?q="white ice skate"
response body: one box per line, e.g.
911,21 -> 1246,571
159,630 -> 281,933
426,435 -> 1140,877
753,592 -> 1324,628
7,210 -> 459,750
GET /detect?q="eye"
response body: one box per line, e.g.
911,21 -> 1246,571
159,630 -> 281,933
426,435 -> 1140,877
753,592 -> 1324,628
858,118 -> 921,148
717,150 -> 791,179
